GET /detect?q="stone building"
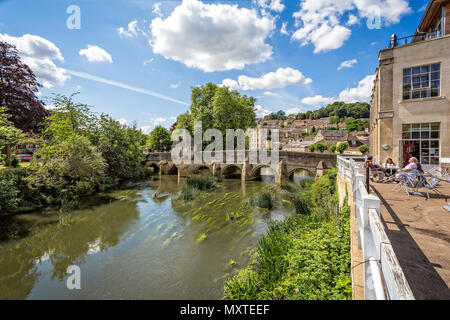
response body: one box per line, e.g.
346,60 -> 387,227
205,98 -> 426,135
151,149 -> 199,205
369,0 -> 450,169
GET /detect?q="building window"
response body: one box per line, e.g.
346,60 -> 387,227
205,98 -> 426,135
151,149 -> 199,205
403,63 -> 440,100
401,123 -> 440,165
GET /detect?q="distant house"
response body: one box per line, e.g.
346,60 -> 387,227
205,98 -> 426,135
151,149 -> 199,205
314,130 -> 347,145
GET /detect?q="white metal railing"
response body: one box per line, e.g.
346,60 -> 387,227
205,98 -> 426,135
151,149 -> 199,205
337,156 -> 415,300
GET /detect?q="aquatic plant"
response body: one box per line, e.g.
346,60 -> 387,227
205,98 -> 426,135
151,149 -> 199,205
197,233 -> 207,243
186,174 -> 219,191
178,184 -> 199,201
245,189 -> 276,210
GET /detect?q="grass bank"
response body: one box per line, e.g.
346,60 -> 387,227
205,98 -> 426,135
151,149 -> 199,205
224,169 -> 352,300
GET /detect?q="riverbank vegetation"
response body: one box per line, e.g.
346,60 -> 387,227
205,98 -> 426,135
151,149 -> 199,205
224,169 -> 352,300
0,94 -> 150,216
177,174 -> 222,201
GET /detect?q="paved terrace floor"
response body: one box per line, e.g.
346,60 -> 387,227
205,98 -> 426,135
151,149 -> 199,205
371,181 -> 450,300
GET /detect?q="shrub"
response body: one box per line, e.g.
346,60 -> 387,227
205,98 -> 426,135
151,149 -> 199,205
24,135 -> 106,205
0,171 -> 21,214
358,144 -> 369,154
336,142 -> 349,154
11,154 -> 21,168
330,145 -> 337,153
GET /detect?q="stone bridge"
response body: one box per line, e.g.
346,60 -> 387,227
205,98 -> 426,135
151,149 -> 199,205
146,151 -> 337,185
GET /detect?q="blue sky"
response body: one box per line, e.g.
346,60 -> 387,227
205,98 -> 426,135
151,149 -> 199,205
0,0 -> 429,133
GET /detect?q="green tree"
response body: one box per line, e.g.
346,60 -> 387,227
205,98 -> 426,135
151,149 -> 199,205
336,142 -> 349,154
96,115 -> 148,181
147,126 -> 171,152
329,115 -> 339,124
358,144 -> 369,154
330,145 -> 337,153
346,119 -> 368,133
0,107 -> 24,167
174,112 -> 193,134
25,135 -> 106,204
43,94 -> 96,143
315,142 -> 329,153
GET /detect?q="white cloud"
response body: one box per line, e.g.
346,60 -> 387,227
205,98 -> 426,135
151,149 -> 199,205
140,126 -> 153,135
79,45 -> 113,63
0,33 -> 69,87
222,67 -> 312,91
418,4 -> 428,12
263,91 -> 280,97
140,117 -> 169,134
66,69 -> 189,106
152,2 -> 163,17
117,118 -> 128,125
118,20 -> 140,38
255,105 -> 272,117
286,107 -> 301,115
337,58 -> 357,70
301,74 -> 375,107
170,82 -> 181,89
256,0 -> 285,13
280,22 -> 289,35
347,14 -> 359,26
150,117 -> 167,126
150,0 -> 275,72
292,0 -> 411,53
143,58 -> 154,66
338,74 -> 375,103
301,95 -> 335,107
221,79 -> 240,91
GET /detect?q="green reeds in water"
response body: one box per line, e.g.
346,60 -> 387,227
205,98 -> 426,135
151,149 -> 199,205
177,174 -> 220,201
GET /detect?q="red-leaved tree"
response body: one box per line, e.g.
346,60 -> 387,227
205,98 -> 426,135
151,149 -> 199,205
0,41 -> 49,132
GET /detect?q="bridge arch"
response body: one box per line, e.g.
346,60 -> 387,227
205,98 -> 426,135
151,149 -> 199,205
167,164 -> 178,175
251,165 -> 276,181
147,162 -> 160,175
192,165 -> 212,175
222,165 -> 242,179
288,168 -> 315,183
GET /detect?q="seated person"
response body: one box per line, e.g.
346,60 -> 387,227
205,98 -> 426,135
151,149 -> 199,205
400,157 -> 418,172
384,158 -> 396,176
364,156 -> 385,180
364,156 -> 381,170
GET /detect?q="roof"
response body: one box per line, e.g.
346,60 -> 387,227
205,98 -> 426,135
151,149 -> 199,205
318,130 -> 347,137
417,0 -> 449,32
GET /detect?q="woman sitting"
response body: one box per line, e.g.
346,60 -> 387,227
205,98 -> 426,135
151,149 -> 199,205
398,157 -> 418,172
384,158 -> 396,176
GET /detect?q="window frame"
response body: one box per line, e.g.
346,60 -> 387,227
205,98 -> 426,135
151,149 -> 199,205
402,63 -> 441,101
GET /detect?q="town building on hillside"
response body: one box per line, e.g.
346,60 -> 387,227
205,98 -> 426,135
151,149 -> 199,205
314,130 -> 347,145
369,0 -> 450,169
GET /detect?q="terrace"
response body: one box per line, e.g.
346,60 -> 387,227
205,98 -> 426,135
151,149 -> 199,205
370,182 -> 450,300
388,31 -> 445,48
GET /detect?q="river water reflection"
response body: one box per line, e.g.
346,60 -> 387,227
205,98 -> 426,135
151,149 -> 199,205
0,176 -> 293,300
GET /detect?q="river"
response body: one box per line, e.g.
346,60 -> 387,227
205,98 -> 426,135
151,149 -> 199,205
0,175 -> 299,300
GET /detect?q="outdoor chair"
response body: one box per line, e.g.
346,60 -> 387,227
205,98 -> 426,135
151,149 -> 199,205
416,174 -> 448,201
392,170 -> 420,197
